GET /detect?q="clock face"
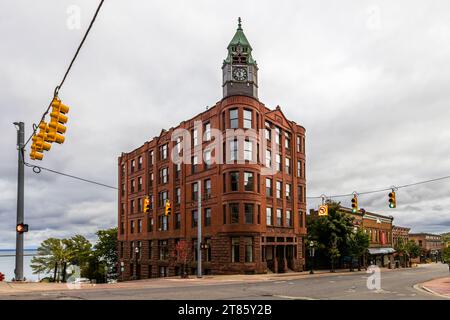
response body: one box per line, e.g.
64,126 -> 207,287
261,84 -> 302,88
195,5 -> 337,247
233,67 -> 248,81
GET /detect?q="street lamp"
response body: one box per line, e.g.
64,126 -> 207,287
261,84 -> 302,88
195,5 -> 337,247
309,241 -> 315,274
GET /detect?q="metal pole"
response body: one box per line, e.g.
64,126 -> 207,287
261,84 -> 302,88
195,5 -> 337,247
197,179 -> 202,278
14,122 -> 25,281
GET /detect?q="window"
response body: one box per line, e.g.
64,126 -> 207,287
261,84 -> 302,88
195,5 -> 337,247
158,215 -> 168,231
223,173 -> 226,192
275,126 -> 281,145
138,219 -> 142,233
204,150 -> 211,169
229,108 -> 238,129
137,241 -> 142,259
204,122 -> 211,141
244,140 -> 253,161
265,122 -> 272,140
230,140 -> 238,161
266,178 -> 272,196
265,149 -> 272,167
276,154 -> 282,171
285,158 -> 291,174
231,238 -> 240,262
130,241 -> 134,259
266,207 -> 273,225
175,137 -> 182,154
299,210 -> 304,228
120,222 -> 125,235
223,204 -> 227,224
175,163 -> 181,179
138,156 -> 143,170
159,168 -> 168,184
192,182 -> 198,201
130,220 -> 135,234
131,159 -> 135,173
121,183 -> 125,197
137,177 -> 142,191
257,205 -> 261,224
158,191 -> 168,207
244,204 -> 254,224
159,240 -> 169,260
276,209 -> 282,226
244,109 -> 252,129
297,136 -> 302,153
130,200 -> 135,213
148,241 -> 152,259
205,208 -> 211,226
222,112 -> 226,130
173,187 -> 180,204
285,132 -> 291,149
297,160 -> 302,178
159,144 -> 168,160
286,210 -> 292,227
244,237 -> 253,262
205,238 -> 212,262
244,172 -> 254,192
138,198 -> 142,212
148,217 -> 154,232
149,150 -> 154,165
175,213 -> 181,229
298,185 -> 304,203
131,179 -> 135,193
286,184 -> 291,200
149,172 -> 154,187
192,128 -> 199,147
230,203 -> 239,224
121,203 -> 125,216
149,195 -> 153,209
204,179 -> 211,198
192,156 -> 198,173
230,171 -> 239,191
121,164 -> 125,176
192,210 -> 198,228
276,181 -> 282,199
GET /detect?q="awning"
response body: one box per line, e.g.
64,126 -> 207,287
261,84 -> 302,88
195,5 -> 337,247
368,248 -> 396,255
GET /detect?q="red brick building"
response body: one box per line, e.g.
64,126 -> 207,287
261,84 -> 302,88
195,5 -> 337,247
117,20 -> 307,280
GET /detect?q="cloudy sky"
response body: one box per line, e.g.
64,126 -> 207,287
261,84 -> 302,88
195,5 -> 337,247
1,0 -> 450,249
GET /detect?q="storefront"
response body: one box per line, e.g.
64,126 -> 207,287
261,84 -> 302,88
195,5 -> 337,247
368,247 -> 396,268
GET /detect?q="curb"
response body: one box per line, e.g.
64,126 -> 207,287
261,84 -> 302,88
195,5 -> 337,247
414,284 -> 450,300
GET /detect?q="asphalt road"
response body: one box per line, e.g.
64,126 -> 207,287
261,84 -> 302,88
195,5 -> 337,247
2,263 -> 449,300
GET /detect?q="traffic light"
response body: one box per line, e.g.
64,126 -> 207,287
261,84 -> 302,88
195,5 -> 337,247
388,191 -> 396,208
351,195 -> 358,213
46,97 -> 69,144
16,223 -> 29,233
30,121 -> 52,161
164,200 -> 172,216
143,196 -> 150,213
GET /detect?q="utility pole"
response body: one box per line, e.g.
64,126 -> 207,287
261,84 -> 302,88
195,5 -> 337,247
197,179 -> 202,278
13,122 -> 25,281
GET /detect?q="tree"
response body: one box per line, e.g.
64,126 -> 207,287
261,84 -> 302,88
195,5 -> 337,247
94,228 -> 118,280
63,235 -> 92,282
443,247 -> 450,264
173,240 -> 191,278
31,238 -> 70,282
307,201 -> 355,272
347,228 -> 370,271
405,241 -> 421,266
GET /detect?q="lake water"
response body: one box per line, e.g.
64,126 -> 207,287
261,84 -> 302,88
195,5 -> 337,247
0,249 -> 49,282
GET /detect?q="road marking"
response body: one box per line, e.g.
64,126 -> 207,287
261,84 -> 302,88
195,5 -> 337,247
273,295 -> 317,300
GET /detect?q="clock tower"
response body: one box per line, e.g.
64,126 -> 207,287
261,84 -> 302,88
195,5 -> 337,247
222,18 -> 259,100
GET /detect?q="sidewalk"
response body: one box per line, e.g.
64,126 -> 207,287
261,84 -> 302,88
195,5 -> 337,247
420,276 -> 450,299
0,267 -> 385,295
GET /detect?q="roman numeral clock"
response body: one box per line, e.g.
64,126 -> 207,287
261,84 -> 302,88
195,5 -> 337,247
222,18 -> 259,99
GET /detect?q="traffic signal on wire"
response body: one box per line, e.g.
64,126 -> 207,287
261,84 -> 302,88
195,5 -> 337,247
165,200 -> 172,216
351,195 -> 358,213
143,196 -> 150,213
30,121 -> 52,160
388,191 -> 396,208
46,97 -> 69,144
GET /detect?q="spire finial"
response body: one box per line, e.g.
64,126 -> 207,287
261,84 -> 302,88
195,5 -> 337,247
238,17 -> 242,30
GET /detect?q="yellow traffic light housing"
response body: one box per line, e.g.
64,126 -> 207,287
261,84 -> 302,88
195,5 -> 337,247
164,200 -> 172,216
30,121 -> 52,161
389,191 -> 396,208
46,97 -> 69,144
351,195 -> 358,213
143,196 -> 150,213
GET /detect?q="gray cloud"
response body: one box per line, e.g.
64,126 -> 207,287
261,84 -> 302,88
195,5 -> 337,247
1,0 -> 450,248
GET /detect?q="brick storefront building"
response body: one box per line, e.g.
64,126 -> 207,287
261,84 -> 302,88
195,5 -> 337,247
392,226 -> 410,247
117,20 -> 307,280
409,233 -> 444,262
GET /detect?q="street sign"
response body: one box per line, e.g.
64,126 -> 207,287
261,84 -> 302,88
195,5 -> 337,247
318,205 -> 328,216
